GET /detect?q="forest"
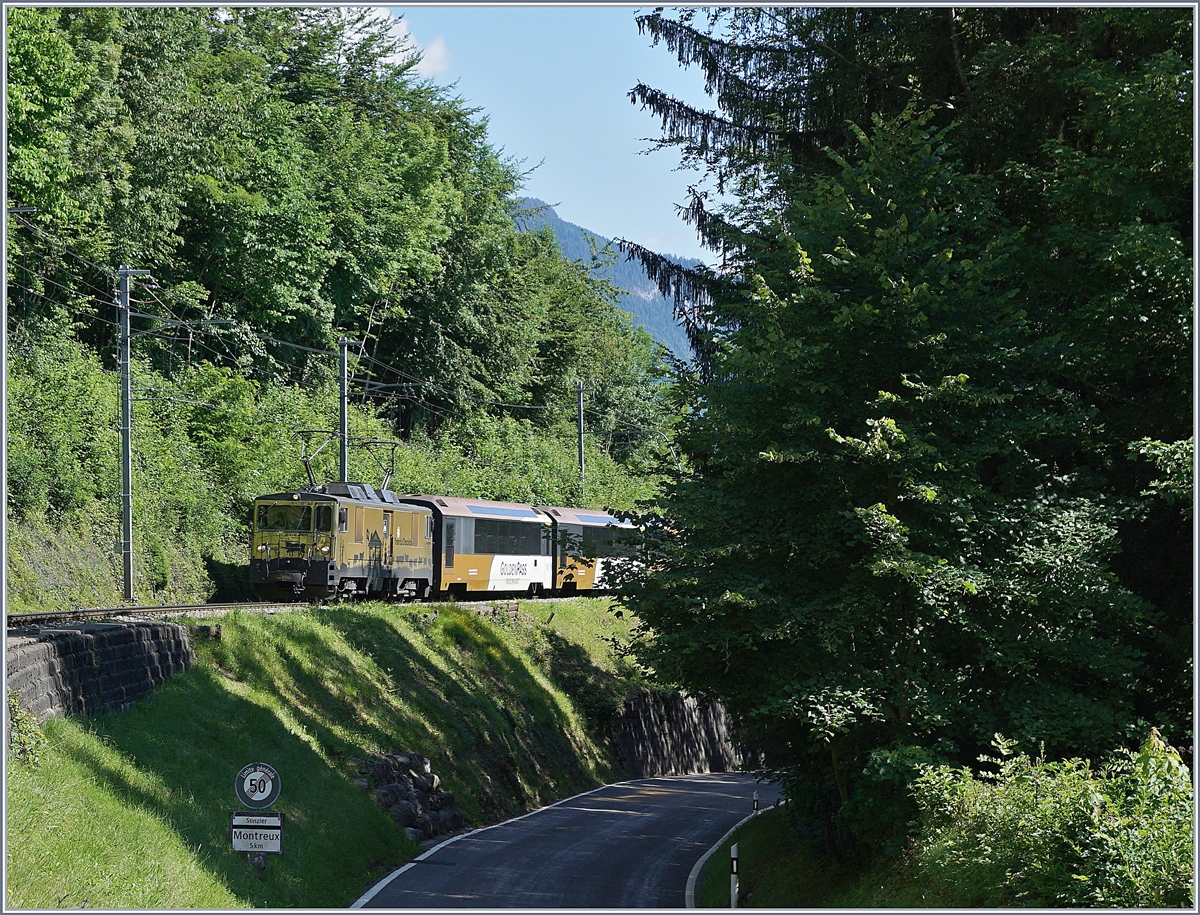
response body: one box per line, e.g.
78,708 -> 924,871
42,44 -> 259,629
5,6 -> 1194,905
5,7 -> 675,609
616,6 -> 1192,904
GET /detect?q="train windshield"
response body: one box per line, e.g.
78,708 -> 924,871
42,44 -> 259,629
256,503 -> 313,531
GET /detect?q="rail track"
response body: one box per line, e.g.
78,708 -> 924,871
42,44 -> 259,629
6,600 -> 304,629
6,594 -> 590,630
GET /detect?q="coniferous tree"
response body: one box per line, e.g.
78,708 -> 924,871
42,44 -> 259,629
621,7 -> 1192,856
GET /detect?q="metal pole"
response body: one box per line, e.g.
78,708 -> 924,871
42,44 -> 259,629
577,380 -> 585,489
119,268 -> 133,601
116,266 -> 150,602
339,337 -> 349,482
730,842 -> 739,908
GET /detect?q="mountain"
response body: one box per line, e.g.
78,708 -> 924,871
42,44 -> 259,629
516,199 -> 699,358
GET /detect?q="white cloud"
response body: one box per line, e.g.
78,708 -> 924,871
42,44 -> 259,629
414,36 -> 451,78
383,10 -> 451,77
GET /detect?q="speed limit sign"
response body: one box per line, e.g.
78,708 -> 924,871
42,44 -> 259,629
235,762 -> 281,809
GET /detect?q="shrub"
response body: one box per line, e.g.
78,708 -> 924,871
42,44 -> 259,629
912,731 -> 1194,907
7,690 -> 46,767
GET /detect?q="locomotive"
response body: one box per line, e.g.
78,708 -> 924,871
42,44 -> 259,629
249,481 -> 635,601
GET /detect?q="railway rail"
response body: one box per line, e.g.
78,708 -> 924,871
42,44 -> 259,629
5,600 -> 301,629
6,594 -> 587,631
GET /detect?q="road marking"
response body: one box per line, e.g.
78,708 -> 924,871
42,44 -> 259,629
352,774 -> 772,909
555,806 -> 655,816
684,798 -> 788,908
352,777 -> 645,907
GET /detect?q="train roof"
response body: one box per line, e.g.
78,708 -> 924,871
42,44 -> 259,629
536,506 -> 636,528
397,494 -> 549,523
256,483 -> 432,510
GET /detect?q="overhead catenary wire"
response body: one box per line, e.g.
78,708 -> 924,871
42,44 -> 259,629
10,231 -> 681,462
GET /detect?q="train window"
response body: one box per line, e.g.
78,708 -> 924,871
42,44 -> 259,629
445,519 -> 456,568
382,512 -> 391,537
316,506 -> 332,532
338,507 -> 348,533
474,519 -> 542,555
354,507 -> 364,543
256,503 -> 313,531
426,515 -> 434,540
583,525 -> 635,557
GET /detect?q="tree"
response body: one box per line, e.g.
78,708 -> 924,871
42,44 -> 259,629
621,7 -> 1191,856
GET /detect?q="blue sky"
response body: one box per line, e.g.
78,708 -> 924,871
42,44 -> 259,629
386,6 -> 716,263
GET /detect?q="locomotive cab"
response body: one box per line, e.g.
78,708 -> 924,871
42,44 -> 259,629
250,493 -> 337,598
250,483 -> 435,601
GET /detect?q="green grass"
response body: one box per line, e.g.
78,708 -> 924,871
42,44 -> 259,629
695,806 -> 948,908
6,597 -> 640,908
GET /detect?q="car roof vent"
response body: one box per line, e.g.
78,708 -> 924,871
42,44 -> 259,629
436,498 -> 448,507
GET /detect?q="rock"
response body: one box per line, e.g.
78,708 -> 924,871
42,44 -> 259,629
403,827 -> 426,843
389,800 -> 419,828
365,750 -> 465,840
372,782 -> 406,807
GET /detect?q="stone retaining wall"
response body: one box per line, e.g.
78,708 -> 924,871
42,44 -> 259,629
614,692 -> 742,778
6,622 -> 194,723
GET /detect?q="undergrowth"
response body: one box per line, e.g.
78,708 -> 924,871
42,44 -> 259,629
699,732 -> 1194,908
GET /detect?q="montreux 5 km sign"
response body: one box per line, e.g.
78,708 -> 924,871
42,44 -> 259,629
232,762 -> 283,856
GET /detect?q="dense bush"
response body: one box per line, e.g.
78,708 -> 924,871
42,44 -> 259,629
911,731 -> 1194,907
6,326 -> 662,611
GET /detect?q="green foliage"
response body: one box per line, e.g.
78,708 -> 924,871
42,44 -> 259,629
625,6 -> 1191,859
912,731 -> 1194,907
1129,437 -> 1193,516
6,690 -> 47,768
7,6 -> 675,412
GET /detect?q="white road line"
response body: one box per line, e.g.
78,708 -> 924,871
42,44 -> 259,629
684,799 -> 788,908
351,777 -> 651,907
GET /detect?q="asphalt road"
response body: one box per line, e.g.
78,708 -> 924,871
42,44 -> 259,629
354,772 -> 782,909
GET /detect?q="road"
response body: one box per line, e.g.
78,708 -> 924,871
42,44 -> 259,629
354,773 -> 781,908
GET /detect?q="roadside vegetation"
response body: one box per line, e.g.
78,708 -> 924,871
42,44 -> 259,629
6,598 -> 644,908
621,6 -> 1192,901
699,733 -> 1193,908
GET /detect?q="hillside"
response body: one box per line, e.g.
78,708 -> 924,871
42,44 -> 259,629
517,199 -> 699,358
6,599 -> 644,908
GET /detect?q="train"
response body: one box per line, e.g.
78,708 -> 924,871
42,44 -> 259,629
249,481 -> 637,601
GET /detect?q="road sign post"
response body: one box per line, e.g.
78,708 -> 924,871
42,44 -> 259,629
730,842 -> 738,908
233,763 -> 282,869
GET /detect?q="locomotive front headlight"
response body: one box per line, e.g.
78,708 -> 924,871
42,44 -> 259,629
257,544 -> 267,552
320,545 -> 330,553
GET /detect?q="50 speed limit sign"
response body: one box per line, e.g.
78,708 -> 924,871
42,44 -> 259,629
235,762 -> 281,809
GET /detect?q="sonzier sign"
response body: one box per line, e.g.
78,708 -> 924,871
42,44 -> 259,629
230,811 -> 284,854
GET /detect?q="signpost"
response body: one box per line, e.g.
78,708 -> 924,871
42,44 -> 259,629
231,811 -> 284,854
233,763 -> 282,869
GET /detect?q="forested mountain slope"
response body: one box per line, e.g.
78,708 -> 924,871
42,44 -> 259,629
5,7 -> 677,610
516,199 -> 698,358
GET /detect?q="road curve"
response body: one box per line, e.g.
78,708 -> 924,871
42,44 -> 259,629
354,773 -> 781,909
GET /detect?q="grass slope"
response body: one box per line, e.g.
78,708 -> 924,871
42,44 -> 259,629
6,598 -> 640,908
695,806 -> 942,908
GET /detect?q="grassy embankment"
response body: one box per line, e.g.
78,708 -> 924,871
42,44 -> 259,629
6,597 -> 645,908
695,806 -> 938,908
